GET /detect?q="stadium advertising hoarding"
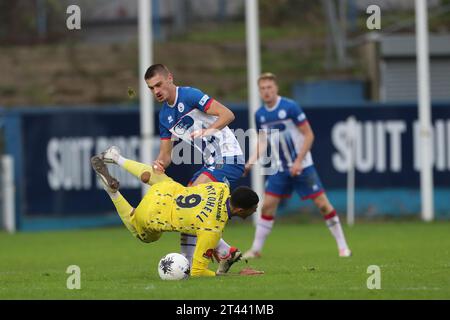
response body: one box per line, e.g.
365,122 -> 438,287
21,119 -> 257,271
308,105 -> 450,189
2,104 -> 450,230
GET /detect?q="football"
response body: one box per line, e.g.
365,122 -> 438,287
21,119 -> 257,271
158,253 -> 190,280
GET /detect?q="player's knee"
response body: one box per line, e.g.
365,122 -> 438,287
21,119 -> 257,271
261,205 -> 276,216
141,171 -> 151,183
313,195 -> 327,208
317,201 -> 333,215
263,199 -> 279,212
319,205 -> 329,215
147,232 -> 162,242
137,231 -> 162,243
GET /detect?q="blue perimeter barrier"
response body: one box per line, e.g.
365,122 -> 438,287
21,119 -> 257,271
1,102 -> 449,231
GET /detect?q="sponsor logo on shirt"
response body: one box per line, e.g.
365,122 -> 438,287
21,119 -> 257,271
199,95 -> 209,107
168,115 -> 174,124
298,113 -> 306,122
173,116 -> 194,135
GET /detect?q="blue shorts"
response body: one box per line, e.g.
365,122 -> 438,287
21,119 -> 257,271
189,156 -> 245,190
265,165 -> 325,200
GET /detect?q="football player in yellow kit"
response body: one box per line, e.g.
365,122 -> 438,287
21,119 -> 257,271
91,147 -> 260,277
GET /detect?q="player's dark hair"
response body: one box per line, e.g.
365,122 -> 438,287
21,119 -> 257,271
144,64 -> 170,80
230,186 -> 259,210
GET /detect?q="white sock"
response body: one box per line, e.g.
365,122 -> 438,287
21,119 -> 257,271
251,214 -> 275,253
105,149 -> 126,166
180,233 -> 197,266
117,155 -> 126,166
215,238 -> 231,259
324,210 -> 349,251
104,186 -> 119,200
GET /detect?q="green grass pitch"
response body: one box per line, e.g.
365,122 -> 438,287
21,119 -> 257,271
0,221 -> 449,299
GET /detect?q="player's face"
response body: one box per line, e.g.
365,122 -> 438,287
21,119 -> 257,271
258,79 -> 278,105
146,73 -> 174,103
236,204 -> 258,220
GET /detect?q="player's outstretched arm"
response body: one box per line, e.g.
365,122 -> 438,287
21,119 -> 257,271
190,232 -> 221,277
153,139 -> 173,172
215,267 -> 265,276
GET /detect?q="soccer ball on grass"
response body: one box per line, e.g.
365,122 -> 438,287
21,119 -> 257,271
158,253 -> 190,280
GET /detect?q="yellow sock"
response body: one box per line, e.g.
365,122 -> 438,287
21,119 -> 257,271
122,159 -> 172,186
111,192 -> 138,238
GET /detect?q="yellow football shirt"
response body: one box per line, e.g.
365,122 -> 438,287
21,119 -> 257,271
131,180 -> 231,277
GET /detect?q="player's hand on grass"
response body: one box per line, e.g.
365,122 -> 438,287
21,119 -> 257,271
239,267 -> 264,276
290,159 -> 303,177
216,267 -> 264,276
152,160 -> 165,173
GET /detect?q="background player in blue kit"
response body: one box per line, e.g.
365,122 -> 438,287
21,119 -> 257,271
243,73 -> 352,259
144,64 -> 245,273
